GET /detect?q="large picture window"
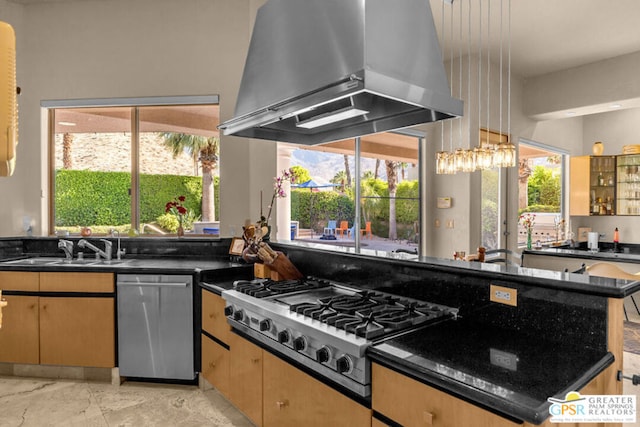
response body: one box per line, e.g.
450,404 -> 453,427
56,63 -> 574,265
288,131 -> 421,255
47,97 -> 220,237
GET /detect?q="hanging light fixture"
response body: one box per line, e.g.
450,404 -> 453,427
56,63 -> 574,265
435,0 -> 515,174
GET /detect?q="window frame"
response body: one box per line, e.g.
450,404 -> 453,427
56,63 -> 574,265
44,95 -> 219,236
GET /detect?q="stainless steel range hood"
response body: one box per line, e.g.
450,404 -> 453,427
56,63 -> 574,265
218,0 -> 463,145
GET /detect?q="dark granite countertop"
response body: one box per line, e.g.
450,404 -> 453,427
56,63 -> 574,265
0,255 -> 250,276
368,318 -> 614,425
524,246 -> 640,263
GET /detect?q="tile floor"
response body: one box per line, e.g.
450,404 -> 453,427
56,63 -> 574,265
0,377 -> 254,427
2,354 -> 640,426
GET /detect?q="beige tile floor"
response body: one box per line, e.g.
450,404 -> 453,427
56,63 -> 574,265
1,354 -> 640,427
0,377 -> 254,427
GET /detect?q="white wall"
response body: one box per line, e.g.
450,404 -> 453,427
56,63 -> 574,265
0,0 -> 277,237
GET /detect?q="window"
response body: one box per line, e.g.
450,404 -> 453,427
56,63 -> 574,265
46,97 -> 220,237
288,131 -> 421,255
517,140 -> 567,247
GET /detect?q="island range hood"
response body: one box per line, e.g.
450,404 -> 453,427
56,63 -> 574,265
218,0 -> 463,145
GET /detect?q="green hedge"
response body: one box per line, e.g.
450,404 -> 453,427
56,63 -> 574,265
55,169 -> 219,227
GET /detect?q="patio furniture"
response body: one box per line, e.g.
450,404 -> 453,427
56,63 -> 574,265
336,221 -> 349,238
323,220 -> 337,236
360,221 -> 372,239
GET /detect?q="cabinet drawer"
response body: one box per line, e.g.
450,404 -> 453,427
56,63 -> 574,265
40,272 -> 114,293
372,363 -> 520,427
201,289 -> 230,342
201,334 -> 230,397
0,271 -> 39,291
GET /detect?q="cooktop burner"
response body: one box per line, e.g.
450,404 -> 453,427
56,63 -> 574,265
233,277 -> 331,298
288,290 -> 450,340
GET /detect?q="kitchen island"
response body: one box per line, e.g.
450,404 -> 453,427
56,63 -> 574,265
0,237 -> 634,426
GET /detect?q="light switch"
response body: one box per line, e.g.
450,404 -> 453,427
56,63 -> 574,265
446,219 -> 454,229
434,219 -> 440,228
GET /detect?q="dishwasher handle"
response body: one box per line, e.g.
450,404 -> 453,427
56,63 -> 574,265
117,282 -> 190,288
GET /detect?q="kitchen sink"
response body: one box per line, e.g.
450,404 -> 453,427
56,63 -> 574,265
1,257 -> 131,267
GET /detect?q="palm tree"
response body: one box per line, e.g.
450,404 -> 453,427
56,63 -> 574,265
385,160 -> 399,240
161,133 -> 219,222
343,154 -> 352,187
62,132 -> 73,169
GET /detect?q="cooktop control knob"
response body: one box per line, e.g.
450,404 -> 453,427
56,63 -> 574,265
336,355 -> 353,374
233,309 -> 244,322
259,319 -> 271,332
224,306 -> 233,317
277,330 -> 290,344
316,346 -> 332,363
293,336 -> 307,351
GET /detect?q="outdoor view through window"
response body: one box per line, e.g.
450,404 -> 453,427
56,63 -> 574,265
51,103 -> 220,237
288,132 -> 420,254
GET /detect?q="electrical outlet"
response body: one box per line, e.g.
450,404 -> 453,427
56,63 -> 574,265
490,348 -> 518,371
434,219 -> 440,228
490,284 -> 517,307
446,219 -> 454,229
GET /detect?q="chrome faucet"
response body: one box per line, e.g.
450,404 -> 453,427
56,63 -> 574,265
112,231 -> 126,260
57,239 -> 74,260
78,239 -> 112,261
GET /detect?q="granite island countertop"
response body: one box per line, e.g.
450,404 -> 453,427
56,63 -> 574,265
368,317 -> 614,425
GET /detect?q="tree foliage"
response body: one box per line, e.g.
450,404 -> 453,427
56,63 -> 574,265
527,165 -> 560,211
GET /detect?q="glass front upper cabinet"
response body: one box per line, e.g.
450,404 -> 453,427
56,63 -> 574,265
617,154 -> 640,215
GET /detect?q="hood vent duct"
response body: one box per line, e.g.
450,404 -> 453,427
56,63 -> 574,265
219,0 -> 463,145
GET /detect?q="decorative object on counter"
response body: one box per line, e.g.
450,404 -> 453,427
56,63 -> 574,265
165,195 -> 188,237
0,290 -> 6,328
614,227 -> 620,252
519,213 -> 536,250
258,168 -> 297,241
592,141 -> 604,156
553,215 -> 565,246
453,251 -> 466,261
256,242 -> 303,280
80,226 -> 92,237
229,237 -> 245,256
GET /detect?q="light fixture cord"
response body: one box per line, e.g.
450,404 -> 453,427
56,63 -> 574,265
486,0 -> 491,143
450,0 -> 454,154
478,0 -> 482,151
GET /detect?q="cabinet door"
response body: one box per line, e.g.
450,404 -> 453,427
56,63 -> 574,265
40,297 -> 115,367
0,295 -> 39,364
229,334 -> 263,427
372,363 -> 519,427
201,334 -> 230,397
201,290 -> 230,343
569,156 -> 590,216
263,351 -> 370,427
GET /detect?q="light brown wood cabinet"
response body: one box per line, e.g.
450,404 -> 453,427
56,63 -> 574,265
229,333 -> 263,427
372,363 -> 520,427
201,289 -> 232,395
263,350 -> 371,427
40,296 -> 114,367
0,271 -> 115,368
201,334 -> 230,396
0,272 -> 40,364
201,289 -> 230,343
570,155 -> 616,216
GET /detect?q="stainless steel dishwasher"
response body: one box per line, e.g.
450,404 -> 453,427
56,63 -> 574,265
117,274 -> 195,380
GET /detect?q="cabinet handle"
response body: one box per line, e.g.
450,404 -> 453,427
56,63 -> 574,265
29,303 -> 36,309
251,358 -> 260,364
209,362 -> 216,368
209,313 -> 215,319
423,410 -> 434,426
41,304 -> 47,310
276,400 -> 288,410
